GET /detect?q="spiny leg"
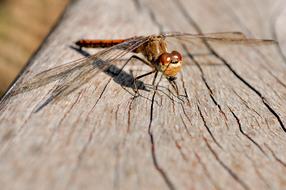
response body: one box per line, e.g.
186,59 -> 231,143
147,71 -> 184,104
152,71 -> 158,86
166,77 -> 179,95
166,77 -> 186,103
123,55 -> 156,95
126,54 -> 154,68
133,70 -> 156,95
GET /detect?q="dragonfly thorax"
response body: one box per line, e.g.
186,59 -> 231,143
138,37 -> 168,62
137,37 -> 183,77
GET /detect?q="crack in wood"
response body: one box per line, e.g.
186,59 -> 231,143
231,89 -> 263,119
264,143 -> 286,168
179,72 -> 191,106
217,0 -> 286,99
204,138 -> 250,190
1,0 -> 285,189
174,0 -> 286,135
60,77 -> 102,144
66,78 -> 104,144
148,90 -> 176,190
142,4 -> 176,189
228,106 -> 267,156
65,80 -> 112,188
184,47 -> 229,127
47,88 -> 85,144
220,0 -> 286,67
179,99 -> 224,149
245,42 -> 286,98
197,103 -> 223,149
226,66 -> 286,133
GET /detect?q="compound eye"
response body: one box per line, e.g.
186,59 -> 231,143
160,53 -> 171,65
171,51 -> 182,61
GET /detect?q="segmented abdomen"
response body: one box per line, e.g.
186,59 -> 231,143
75,39 -> 127,48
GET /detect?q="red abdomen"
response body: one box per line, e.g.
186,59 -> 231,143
75,39 -> 127,48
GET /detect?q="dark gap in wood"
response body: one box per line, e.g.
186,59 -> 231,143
204,138 -> 250,190
183,45 -> 229,126
227,106 -> 267,156
231,88 -> 263,119
197,103 -> 223,149
47,88 -> 85,144
142,3 -> 177,189
220,0 -> 286,85
264,143 -> 286,168
148,89 -> 176,190
174,0 -> 286,134
179,72 -> 191,106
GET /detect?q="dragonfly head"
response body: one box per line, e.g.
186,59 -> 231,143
158,51 -> 183,77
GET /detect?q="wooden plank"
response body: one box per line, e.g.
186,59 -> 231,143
0,0 -> 286,189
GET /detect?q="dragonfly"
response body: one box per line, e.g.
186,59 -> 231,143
12,32 -> 276,111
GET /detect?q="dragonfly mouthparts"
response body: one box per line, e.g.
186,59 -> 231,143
168,76 -> 177,81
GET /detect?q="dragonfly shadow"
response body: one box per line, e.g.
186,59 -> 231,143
70,46 -> 148,92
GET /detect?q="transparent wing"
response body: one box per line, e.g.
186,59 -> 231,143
12,36 -> 150,110
163,31 -> 277,45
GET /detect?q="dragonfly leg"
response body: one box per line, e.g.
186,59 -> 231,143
166,77 -> 180,95
125,54 -> 154,68
166,77 -> 187,103
152,71 -> 158,86
124,55 -> 155,95
133,70 -> 156,95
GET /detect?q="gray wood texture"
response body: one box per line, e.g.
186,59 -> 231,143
1,0 -> 286,189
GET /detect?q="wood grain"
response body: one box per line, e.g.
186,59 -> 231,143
0,0 -> 286,189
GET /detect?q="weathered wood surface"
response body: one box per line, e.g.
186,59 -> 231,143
1,0 -> 286,189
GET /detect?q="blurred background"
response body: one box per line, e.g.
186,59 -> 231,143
0,0 -> 69,96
